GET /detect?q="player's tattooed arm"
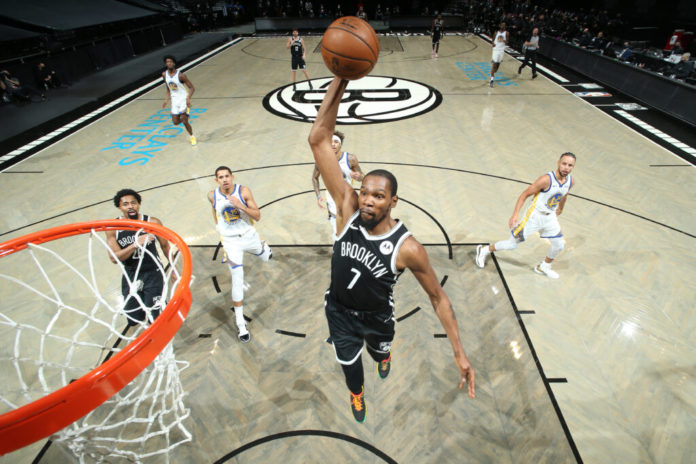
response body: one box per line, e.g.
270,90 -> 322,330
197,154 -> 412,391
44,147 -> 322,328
349,154 -> 364,181
312,165 -> 325,208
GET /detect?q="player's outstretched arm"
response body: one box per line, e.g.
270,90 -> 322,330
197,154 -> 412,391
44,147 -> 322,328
308,77 -> 357,224
399,237 -> 476,398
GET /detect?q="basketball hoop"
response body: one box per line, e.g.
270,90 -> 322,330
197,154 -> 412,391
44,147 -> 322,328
0,220 -> 193,459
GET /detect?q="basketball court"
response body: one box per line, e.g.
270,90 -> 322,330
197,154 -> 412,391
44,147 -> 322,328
1,33 -> 694,463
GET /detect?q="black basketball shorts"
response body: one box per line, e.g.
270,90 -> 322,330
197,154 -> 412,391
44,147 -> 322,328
291,56 -> 306,70
324,296 -> 395,365
121,269 -> 165,325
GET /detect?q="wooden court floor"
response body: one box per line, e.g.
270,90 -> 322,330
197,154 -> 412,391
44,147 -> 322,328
1,34 -> 695,463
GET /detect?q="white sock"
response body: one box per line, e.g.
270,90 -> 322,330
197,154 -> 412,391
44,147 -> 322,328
234,306 -> 245,327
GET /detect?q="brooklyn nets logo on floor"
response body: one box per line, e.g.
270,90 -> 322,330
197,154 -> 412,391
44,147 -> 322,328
262,76 -> 443,125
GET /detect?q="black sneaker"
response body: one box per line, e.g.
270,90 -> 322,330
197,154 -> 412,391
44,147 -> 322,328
518,66 -> 522,74
377,352 -> 391,379
350,387 -> 366,423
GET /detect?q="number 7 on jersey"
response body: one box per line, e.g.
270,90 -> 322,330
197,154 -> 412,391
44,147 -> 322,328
347,268 -> 361,289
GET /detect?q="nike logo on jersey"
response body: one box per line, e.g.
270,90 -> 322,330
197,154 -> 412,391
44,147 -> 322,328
340,241 -> 389,278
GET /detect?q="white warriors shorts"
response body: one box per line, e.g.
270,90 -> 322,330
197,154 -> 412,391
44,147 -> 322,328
220,229 -> 269,265
171,95 -> 188,115
511,209 -> 562,241
492,49 -> 505,63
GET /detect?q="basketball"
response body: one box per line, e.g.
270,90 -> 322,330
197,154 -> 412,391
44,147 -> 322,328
321,16 -> 380,80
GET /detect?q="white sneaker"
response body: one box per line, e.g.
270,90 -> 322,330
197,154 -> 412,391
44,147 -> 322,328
237,322 -> 251,343
534,262 -> 559,279
475,245 -> 488,268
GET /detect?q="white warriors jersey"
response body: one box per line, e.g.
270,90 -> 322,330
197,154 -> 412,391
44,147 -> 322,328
526,171 -> 573,215
214,185 -> 255,236
165,70 -> 187,99
494,30 -> 507,50
326,152 -> 353,216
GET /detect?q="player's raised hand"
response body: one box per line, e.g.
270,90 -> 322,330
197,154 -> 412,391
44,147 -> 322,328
455,352 -> 476,398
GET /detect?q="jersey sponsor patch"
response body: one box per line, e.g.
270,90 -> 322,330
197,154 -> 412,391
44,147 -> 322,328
379,241 -> 394,255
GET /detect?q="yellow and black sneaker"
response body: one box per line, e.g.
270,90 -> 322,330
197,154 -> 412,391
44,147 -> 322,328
350,387 -> 366,423
378,352 -> 391,380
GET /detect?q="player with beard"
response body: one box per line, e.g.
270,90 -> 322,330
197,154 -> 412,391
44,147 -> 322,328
308,77 -> 475,423
475,153 -> 577,279
106,189 -> 171,326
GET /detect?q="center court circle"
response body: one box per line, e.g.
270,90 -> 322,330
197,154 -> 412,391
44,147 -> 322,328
262,76 -> 443,125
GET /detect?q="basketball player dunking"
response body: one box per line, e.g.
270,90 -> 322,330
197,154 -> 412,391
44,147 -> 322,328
476,153 -> 577,279
286,29 -> 311,90
309,77 -> 475,423
106,189 -> 171,326
311,130 -> 364,241
208,166 -> 272,343
490,23 -> 508,87
162,55 -> 197,146
431,14 -> 444,58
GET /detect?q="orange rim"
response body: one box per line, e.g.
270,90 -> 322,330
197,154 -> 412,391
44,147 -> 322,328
0,220 -> 192,455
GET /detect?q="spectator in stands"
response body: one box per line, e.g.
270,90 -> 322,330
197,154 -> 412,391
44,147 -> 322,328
671,41 -> 684,56
33,62 -> 63,90
670,53 -> 694,80
589,31 -> 607,52
618,42 -> 633,62
1,70 -> 45,102
579,28 -> 592,48
335,4 -> 343,17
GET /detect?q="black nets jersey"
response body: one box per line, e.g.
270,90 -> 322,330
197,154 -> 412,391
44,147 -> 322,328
328,210 -> 412,313
116,214 -> 162,273
290,37 -> 303,57
433,20 -> 443,34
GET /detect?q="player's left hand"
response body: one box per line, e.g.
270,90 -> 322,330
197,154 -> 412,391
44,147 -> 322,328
186,98 -> 191,108
556,208 -> 563,216
455,353 -> 476,398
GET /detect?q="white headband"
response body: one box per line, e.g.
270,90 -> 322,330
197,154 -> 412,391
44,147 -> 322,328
332,135 -> 342,145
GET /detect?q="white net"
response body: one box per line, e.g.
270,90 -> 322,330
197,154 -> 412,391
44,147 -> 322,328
0,225 -> 191,462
